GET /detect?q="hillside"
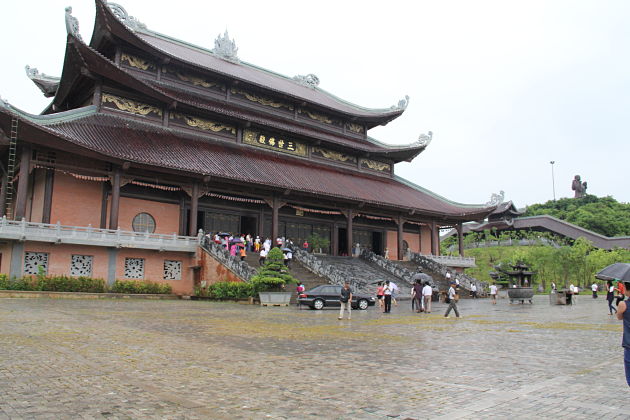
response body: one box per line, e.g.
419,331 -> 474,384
522,195 -> 630,237
464,241 -> 630,291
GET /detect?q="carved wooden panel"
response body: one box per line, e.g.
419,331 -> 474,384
243,129 -> 307,156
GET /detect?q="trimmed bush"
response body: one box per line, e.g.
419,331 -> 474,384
250,247 -> 297,293
110,279 -> 172,294
0,274 -> 106,293
195,281 -> 254,299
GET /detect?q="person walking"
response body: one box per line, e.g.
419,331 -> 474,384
444,283 -> 460,318
422,281 -> 433,313
376,282 -> 384,311
383,280 -> 393,313
615,281 -> 630,387
489,283 -> 498,304
616,281 -> 626,307
591,282 -> 598,299
471,283 -> 478,299
338,282 -> 352,320
258,248 -> 268,266
607,280 -> 617,315
412,280 -> 423,313
239,246 -> 246,261
390,281 -> 400,307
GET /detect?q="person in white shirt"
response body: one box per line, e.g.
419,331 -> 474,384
444,283 -> 460,318
591,283 -> 599,299
390,281 -> 400,307
489,283 -> 498,304
471,283 -> 478,299
258,248 -> 268,266
383,280 -> 394,313
263,238 -> 271,252
422,282 -> 433,313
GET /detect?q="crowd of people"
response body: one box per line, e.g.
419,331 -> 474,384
205,232 -> 300,266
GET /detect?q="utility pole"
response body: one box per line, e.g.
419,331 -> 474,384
550,161 -> 556,201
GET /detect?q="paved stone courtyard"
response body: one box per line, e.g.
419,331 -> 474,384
0,295 -> 626,419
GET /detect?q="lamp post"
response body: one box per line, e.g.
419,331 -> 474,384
550,161 -> 556,201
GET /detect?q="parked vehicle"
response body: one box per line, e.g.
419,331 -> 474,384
298,285 -> 376,310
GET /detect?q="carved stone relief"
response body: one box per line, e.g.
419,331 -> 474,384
70,255 -> 93,277
163,260 -> 182,280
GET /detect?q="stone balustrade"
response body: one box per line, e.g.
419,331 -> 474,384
415,253 -> 477,268
407,252 -> 486,293
199,235 -> 256,282
290,248 -> 351,288
0,217 -> 199,252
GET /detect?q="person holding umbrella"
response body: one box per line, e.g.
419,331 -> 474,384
615,280 -> 630,387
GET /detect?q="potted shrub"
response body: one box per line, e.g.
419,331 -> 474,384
307,233 -> 330,255
251,247 -> 296,306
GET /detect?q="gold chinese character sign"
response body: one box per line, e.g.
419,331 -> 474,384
243,129 -> 307,156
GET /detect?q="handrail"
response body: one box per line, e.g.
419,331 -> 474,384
360,249 -> 432,288
0,216 -> 199,251
407,252 -> 486,293
199,235 -> 256,282
290,247 -> 352,288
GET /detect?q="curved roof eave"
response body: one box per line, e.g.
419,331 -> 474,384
90,0 -> 407,123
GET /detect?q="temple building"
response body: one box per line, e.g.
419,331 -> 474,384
0,1 -> 495,294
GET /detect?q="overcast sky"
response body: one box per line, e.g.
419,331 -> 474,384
1,0 -> 628,207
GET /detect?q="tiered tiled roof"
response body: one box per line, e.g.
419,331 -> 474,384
0,103 -> 494,220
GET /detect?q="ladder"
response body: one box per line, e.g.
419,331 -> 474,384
5,117 -> 18,219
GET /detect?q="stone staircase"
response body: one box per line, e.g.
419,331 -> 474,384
397,253 -> 487,297
315,256 -> 411,297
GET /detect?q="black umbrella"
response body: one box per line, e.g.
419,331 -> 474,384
218,232 -> 231,237
595,263 -> 630,282
412,272 -> 433,283
230,238 -> 243,243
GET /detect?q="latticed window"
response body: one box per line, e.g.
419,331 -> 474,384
70,255 -> 93,277
24,252 -> 49,275
132,213 -> 156,233
124,258 -> 144,279
163,260 -> 182,280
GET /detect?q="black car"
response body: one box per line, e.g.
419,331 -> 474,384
298,285 -> 376,310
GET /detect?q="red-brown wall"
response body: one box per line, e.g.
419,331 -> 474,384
198,250 -> 243,285
109,196 -> 180,235
50,173 -> 102,227
16,242 -> 194,295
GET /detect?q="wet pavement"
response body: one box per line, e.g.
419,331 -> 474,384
0,294 -> 626,419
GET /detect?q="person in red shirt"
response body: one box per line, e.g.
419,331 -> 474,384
376,282 -> 385,311
616,280 -> 626,307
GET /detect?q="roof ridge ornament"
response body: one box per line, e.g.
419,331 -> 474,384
416,131 -> 432,147
293,74 -> 320,88
25,66 -> 61,97
212,31 -> 239,63
391,95 -> 409,111
25,66 -> 60,82
107,2 -> 147,32
0,95 -> 9,109
64,6 -> 83,41
486,191 -> 505,206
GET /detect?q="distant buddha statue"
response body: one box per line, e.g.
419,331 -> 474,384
571,175 -> 587,198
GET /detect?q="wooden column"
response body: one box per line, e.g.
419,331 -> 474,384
41,169 -> 54,224
345,209 -> 354,257
457,222 -> 464,257
178,194 -> 186,236
0,173 -> 7,218
397,215 -> 405,260
332,223 -> 339,256
108,167 -> 120,229
259,207 -> 265,238
14,146 -> 31,221
189,182 -> 199,236
267,197 -> 286,243
430,220 -> 438,255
